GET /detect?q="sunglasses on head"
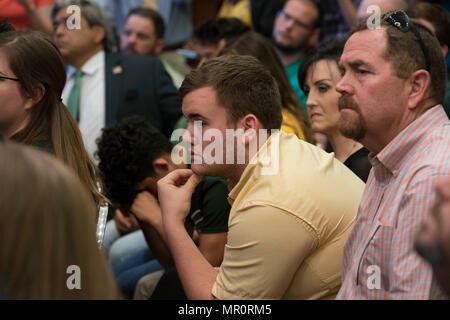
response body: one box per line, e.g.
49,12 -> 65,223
381,10 -> 431,72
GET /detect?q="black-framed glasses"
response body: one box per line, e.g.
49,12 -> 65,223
382,10 -> 431,72
0,75 -> 20,82
277,10 -> 313,30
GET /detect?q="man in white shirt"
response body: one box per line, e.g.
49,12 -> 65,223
51,0 -> 182,160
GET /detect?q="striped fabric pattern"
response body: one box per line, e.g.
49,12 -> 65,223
337,106 -> 450,300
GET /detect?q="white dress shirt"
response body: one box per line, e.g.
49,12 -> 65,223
62,50 -> 106,162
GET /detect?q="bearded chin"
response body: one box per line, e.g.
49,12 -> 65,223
338,112 -> 366,142
271,37 -> 307,55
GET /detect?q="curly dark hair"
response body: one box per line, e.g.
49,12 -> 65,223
96,116 -> 173,209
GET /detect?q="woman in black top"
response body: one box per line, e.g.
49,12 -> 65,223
298,40 -> 372,182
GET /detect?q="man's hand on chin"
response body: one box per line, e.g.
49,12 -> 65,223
157,169 -> 203,226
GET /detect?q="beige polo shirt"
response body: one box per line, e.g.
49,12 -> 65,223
212,131 -> 365,300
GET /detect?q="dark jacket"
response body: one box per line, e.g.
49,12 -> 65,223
105,53 -> 182,137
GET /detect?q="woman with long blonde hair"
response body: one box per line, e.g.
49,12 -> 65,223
0,141 -> 119,299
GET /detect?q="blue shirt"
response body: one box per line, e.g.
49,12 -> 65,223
94,0 -> 192,46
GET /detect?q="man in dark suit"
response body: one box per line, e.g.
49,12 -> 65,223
51,0 -> 181,159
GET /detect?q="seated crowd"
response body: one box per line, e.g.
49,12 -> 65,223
0,0 -> 449,300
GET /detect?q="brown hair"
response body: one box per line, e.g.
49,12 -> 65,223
0,141 -> 119,299
180,55 -> 283,130
407,2 -> 450,49
351,16 -> 447,105
221,31 -> 314,143
128,7 -> 166,39
0,30 -> 107,211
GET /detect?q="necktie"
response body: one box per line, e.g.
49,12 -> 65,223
67,69 -> 83,122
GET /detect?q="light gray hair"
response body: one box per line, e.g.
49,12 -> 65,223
51,0 -> 117,52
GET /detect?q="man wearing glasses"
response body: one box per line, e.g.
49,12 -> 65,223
272,0 -> 322,112
336,10 -> 450,299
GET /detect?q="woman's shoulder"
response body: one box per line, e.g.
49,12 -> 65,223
281,108 -> 305,140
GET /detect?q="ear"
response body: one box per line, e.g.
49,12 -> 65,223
236,114 -> 261,146
152,156 -> 170,178
92,25 -> 106,46
25,83 -> 46,110
407,69 -> 431,110
154,38 -> 165,56
308,28 -> 320,49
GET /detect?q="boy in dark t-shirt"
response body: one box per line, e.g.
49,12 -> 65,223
188,176 -> 230,236
96,116 -> 230,298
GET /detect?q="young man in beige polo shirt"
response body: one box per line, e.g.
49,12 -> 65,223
157,55 -> 365,300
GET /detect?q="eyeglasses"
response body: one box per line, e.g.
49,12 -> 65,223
382,10 -> 431,72
0,75 -> 20,82
277,10 -> 313,30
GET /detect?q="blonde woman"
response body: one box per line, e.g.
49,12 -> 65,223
0,141 -> 119,299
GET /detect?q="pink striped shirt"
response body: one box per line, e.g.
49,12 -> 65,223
337,105 -> 450,300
